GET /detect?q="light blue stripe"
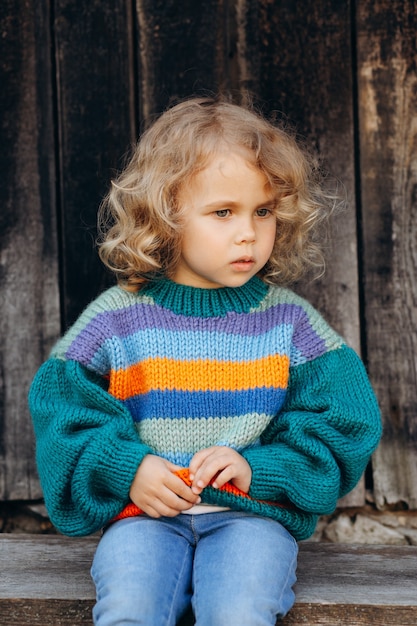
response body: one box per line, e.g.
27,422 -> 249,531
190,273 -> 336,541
155,451 -> 194,467
97,325 -> 295,366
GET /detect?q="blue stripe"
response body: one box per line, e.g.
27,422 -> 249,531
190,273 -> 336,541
125,388 -> 287,421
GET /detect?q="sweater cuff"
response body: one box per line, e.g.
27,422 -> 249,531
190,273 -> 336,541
243,446 -> 287,501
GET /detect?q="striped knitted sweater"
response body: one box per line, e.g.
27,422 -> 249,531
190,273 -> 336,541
29,276 -> 381,539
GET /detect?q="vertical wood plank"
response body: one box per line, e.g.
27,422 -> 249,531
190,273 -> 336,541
0,1 -> 59,498
54,1 -> 136,327
135,0 -> 229,123
356,0 -> 417,508
235,0 -> 364,506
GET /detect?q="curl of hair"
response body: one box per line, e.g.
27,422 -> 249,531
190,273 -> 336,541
97,97 -> 339,290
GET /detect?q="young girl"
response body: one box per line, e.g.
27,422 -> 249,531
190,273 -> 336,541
29,98 -> 381,625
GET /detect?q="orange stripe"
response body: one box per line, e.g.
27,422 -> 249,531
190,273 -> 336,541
108,355 -> 289,400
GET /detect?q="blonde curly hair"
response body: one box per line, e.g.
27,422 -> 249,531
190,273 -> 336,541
98,97 -> 334,290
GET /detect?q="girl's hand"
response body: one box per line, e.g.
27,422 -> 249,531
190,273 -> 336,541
188,446 -> 252,496
129,454 -> 201,518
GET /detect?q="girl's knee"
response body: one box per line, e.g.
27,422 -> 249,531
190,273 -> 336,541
193,584 -> 295,626
93,586 -> 185,626
194,598 -> 292,626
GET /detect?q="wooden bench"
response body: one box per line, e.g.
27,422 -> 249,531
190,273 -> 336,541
1,534 -> 416,625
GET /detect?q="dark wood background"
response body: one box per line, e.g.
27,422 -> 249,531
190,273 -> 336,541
1,1 -> 416,511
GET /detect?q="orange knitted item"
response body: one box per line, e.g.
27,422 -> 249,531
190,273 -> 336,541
112,468 -> 250,523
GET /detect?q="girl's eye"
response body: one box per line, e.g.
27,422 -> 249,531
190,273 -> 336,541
256,208 -> 271,217
215,209 -> 230,218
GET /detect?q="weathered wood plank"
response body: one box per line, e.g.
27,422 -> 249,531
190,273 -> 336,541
237,0 -> 364,505
135,0 -> 229,123
0,600 -> 93,626
54,1 -> 136,327
2,598 -> 415,626
356,1 -> 417,508
1,536 -> 417,625
1,599 -> 416,626
284,605 -> 417,626
0,1 -> 59,499
0,535 -> 96,599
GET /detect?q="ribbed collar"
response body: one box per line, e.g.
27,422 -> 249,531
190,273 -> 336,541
141,276 -> 268,317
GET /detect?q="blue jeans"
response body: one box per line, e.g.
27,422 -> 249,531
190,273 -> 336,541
91,511 -> 298,626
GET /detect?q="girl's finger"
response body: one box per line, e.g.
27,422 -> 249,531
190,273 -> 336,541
188,447 -> 218,479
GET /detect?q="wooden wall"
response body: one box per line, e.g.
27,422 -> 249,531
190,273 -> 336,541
1,1 -> 416,509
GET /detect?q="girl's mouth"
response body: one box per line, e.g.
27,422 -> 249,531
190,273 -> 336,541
231,257 -> 255,270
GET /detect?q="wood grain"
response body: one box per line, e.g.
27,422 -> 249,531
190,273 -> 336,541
356,0 -> 417,508
0,0 -> 59,500
135,0 -> 229,123
54,0 -> 136,327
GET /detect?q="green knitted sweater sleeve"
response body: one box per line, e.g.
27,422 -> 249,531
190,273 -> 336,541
242,345 -> 382,515
28,358 -> 153,536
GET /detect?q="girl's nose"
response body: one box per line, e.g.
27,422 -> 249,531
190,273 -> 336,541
235,219 -> 256,244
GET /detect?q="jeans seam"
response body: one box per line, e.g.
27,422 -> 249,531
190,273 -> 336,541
166,541 -> 193,626
190,515 -> 199,545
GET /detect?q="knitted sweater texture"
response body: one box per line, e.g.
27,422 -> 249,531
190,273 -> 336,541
29,277 -> 382,539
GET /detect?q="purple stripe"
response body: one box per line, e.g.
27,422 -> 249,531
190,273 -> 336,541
66,301 -> 327,364
291,314 -> 327,359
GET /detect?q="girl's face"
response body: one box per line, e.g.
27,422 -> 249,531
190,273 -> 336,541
172,150 -> 277,289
